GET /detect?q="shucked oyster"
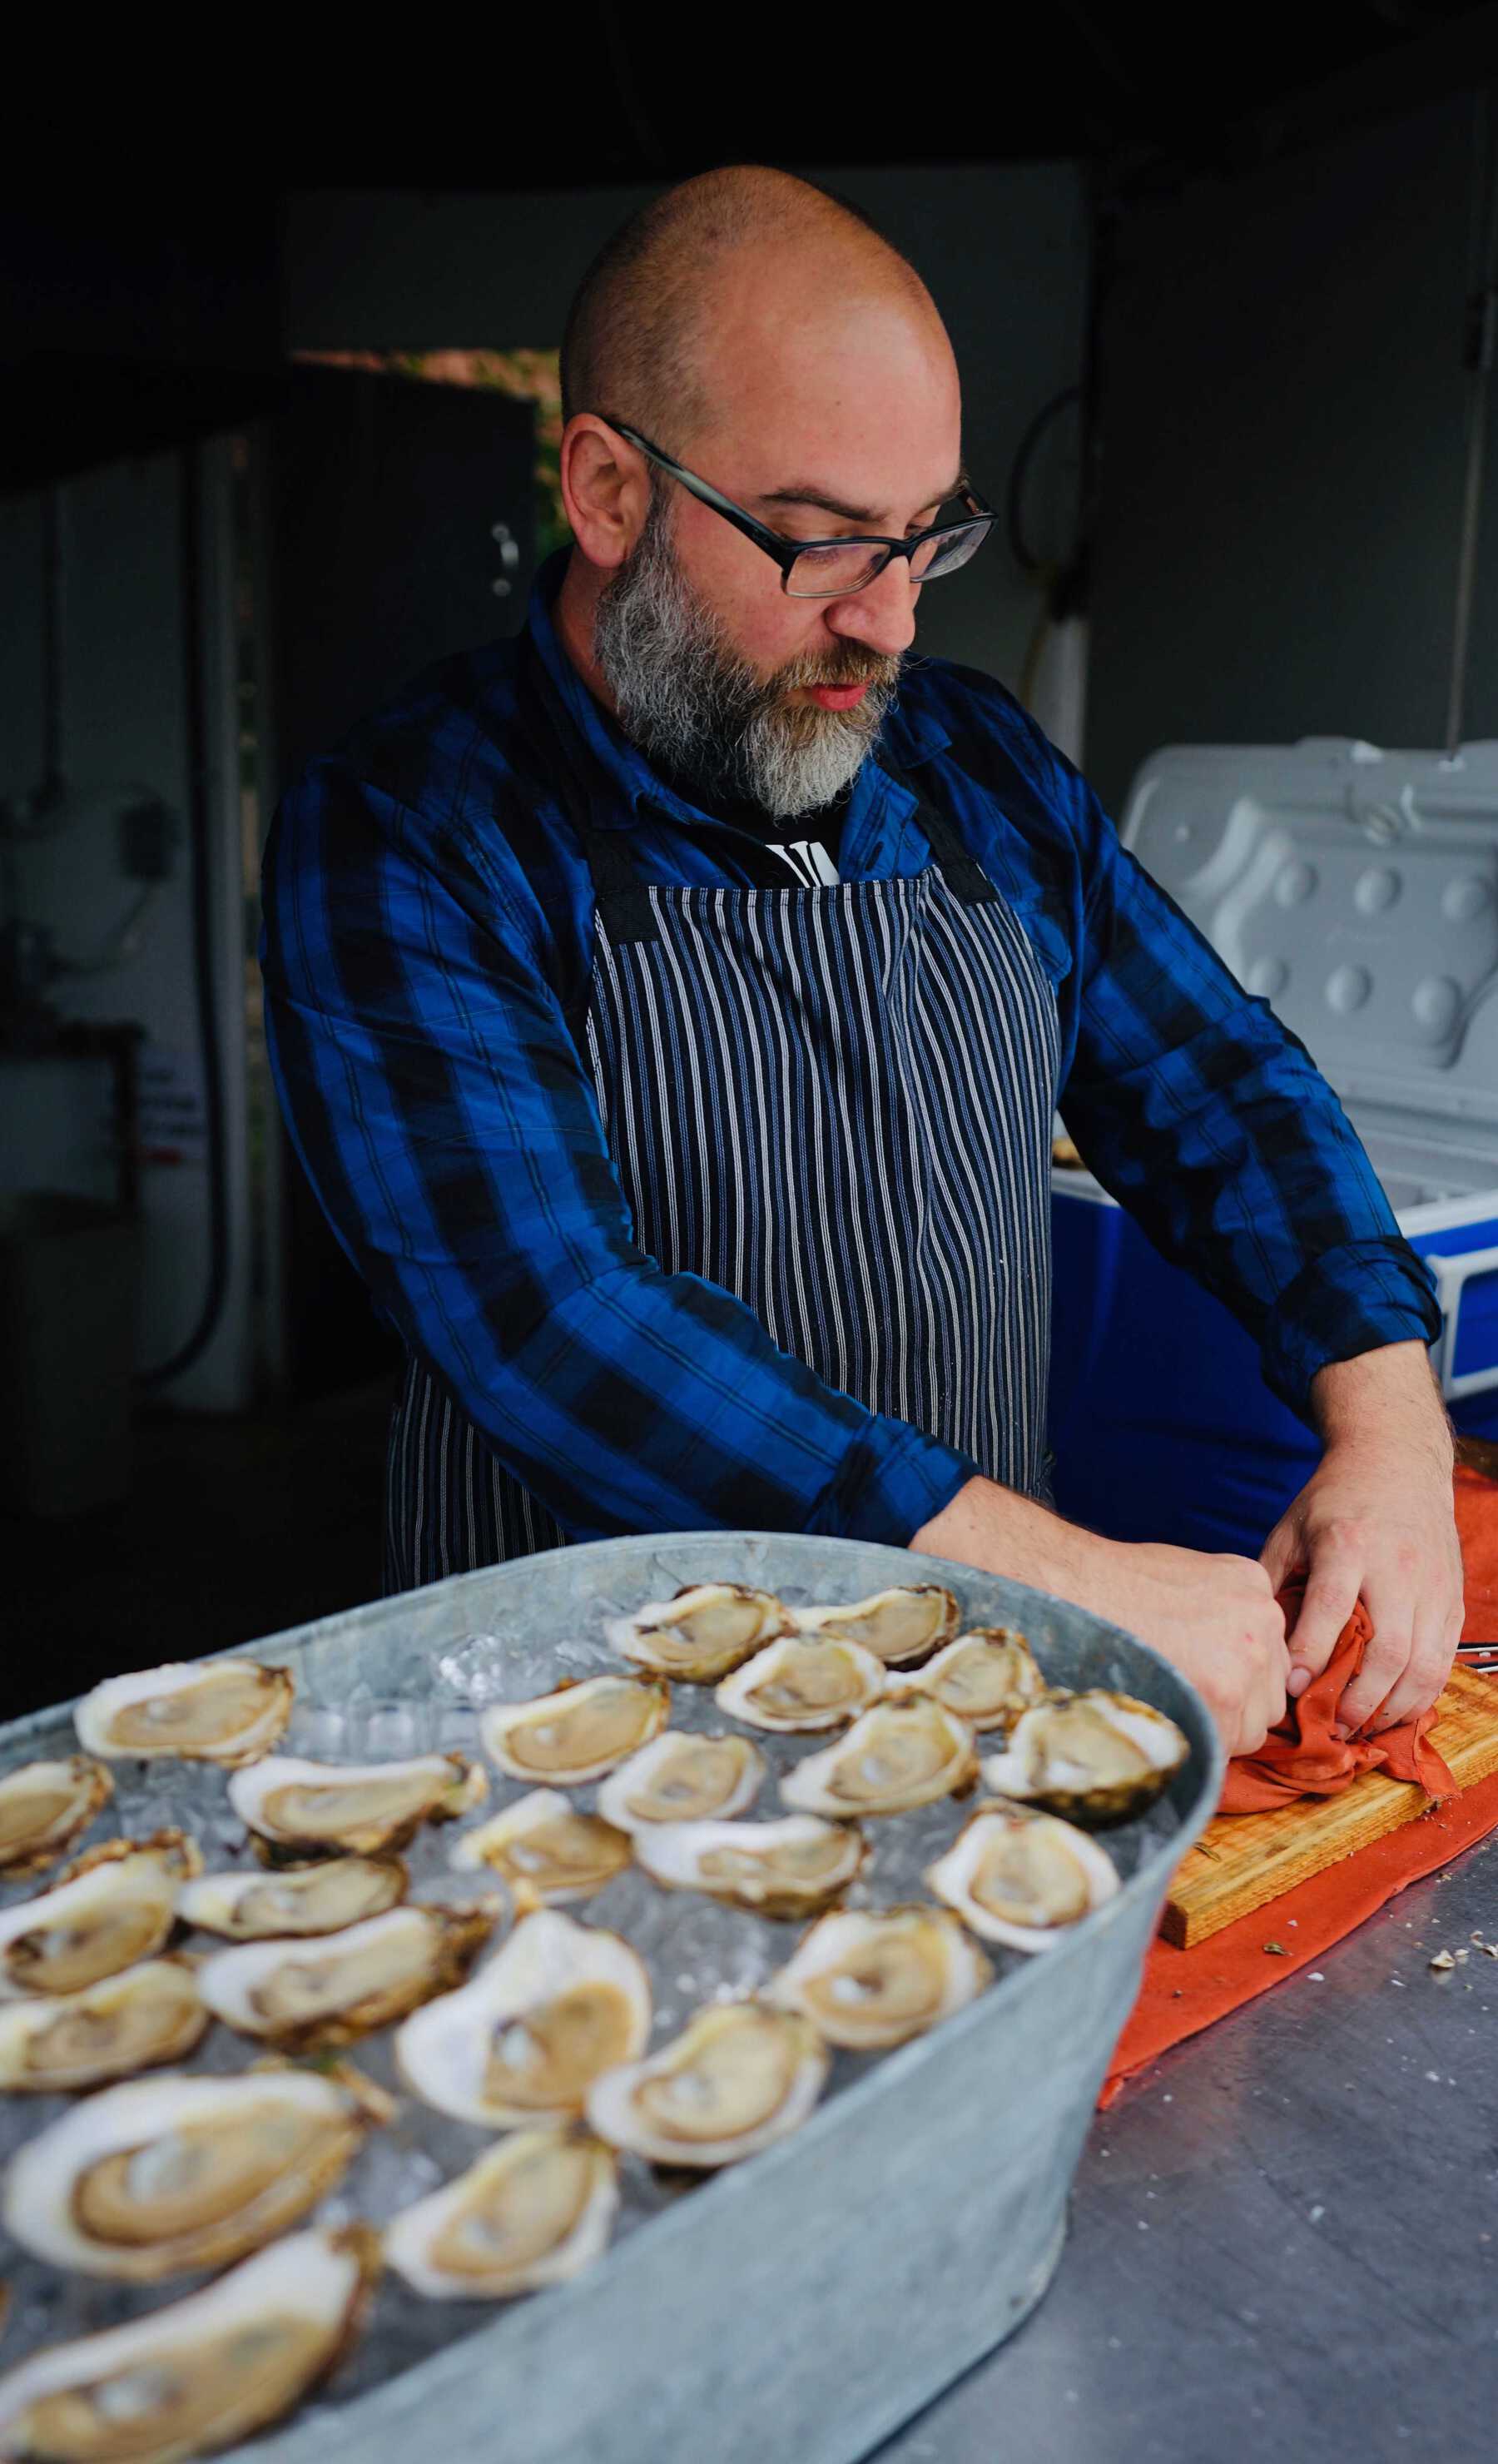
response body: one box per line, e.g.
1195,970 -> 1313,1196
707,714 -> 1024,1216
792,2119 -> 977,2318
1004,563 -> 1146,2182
792,1585 -> 962,1667
0,1832 -> 201,2000
481,1676 -> 670,1785
177,1855 -> 408,1940
980,1691 -> 1189,1825
767,1905 -> 992,2049
925,1801 -> 1120,1950
0,1755 -> 113,1877
3,2064 -> 390,2278
587,2001 -> 828,2168
395,1908 -> 652,2129
230,1752 -> 486,1860
384,2124 -> 619,2301
198,1904 -> 495,2049
887,1627 -> 1049,1730
0,1955 -> 207,2092
75,1660 -> 295,1766
779,1699 -> 977,1818
605,1583 -> 792,1682
597,1730 -> 766,1831
0,2224 -> 379,2464
452,1791 -> 632,1903
715,1634 -> 884,1732
631,1815 -> 866,1918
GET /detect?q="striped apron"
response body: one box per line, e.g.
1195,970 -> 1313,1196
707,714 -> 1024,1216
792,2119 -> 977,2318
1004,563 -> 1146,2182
384,663 -> 1061,1592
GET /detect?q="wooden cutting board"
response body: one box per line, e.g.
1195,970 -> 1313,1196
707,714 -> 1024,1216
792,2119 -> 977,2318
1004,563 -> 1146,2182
1160,1662 -> 1498,1948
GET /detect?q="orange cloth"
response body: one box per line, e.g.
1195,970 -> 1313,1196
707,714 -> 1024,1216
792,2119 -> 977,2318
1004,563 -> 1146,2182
1218,1575 -> 1455,1811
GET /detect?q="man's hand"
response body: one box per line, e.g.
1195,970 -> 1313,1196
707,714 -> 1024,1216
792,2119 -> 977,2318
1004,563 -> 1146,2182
1259,1342 -> 1462,1736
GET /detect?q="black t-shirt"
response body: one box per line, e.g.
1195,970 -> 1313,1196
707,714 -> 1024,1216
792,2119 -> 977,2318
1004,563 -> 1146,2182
649,763 -> 853,887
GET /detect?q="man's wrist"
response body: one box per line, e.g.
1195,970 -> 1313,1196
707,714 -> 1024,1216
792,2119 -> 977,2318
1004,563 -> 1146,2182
1309,1340 -> 1453,1470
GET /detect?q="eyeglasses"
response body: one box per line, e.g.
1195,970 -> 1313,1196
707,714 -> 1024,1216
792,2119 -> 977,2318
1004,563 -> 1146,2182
598,417 -> 995,599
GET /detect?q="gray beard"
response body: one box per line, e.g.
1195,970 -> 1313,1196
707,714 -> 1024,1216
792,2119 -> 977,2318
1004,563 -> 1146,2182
591,488 -> 901,822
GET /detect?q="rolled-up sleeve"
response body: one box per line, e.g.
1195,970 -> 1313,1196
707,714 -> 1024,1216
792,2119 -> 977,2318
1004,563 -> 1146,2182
260,764 -> 977,1544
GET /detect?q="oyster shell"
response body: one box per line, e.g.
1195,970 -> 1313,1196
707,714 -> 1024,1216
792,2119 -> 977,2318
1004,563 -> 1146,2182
596,1730 -> 765,1831
229,1751 -> 487,1859
604,1583 -> 792,1682
481,1676 -> 670,1784
792,1584 -> 961,1667
75,1660 -> 295,1766
980,1690 -> 1189,1824
886,1627 -> 1049,1729
384,2124 -> 618,2301
395,1908 -> 652,2129
767,1905 -> 992,2049
0,1955 -> 206,2091
3,2064 -> 390,2278
0,2224 -> 379,2464
630,1814 -> 866,1918
587,2001 -> 828,2168
779,1698 -> 977,1817
198,1903 -> 495,2049
715,1633 -> 884,1732
452,1791 -> 632,1903
0,1832 -> 201,2000
925,1801 -> 1121,1950
177,1854 -> 408,1940
0,1755 -> 113,1877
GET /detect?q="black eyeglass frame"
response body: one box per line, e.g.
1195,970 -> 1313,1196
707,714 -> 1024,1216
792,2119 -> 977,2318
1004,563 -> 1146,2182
597,416 -> 995,596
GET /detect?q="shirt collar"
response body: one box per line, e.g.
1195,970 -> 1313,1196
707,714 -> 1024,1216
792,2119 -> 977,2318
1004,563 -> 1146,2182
524,546 -> 952,832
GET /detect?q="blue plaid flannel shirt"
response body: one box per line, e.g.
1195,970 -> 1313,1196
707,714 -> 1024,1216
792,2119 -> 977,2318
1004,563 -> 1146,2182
259,548 -> 1441,1548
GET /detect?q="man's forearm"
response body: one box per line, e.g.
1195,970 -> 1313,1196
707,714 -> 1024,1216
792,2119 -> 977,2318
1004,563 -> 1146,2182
1308,1340 -> 1452,1472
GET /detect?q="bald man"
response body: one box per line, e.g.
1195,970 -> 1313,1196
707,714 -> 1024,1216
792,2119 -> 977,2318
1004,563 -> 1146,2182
261,166 -> 1461,1755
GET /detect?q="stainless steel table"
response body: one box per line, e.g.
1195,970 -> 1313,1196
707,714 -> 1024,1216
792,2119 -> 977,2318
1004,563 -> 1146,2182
874,1832 -> 1498,2464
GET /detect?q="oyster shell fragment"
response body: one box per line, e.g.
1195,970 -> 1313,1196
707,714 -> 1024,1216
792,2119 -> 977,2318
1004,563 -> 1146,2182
384,2124 -> 619,2300
229,1751 -> 486,1859
605,1583 -> 792,1682
452,1791 -> 632,1902
980,1690 -> 1189,1824
779,1698 -> 977,1817
597,1730 -> 766,1831
198,1903 -> 494,2049
587,2001 -> 828,2168
630,1815 -> 866,1918
0,1955 -> 206,2092
0,1832 -> 201,2000
395,1908 -> 651,2129
75,1660 -> 295,1766
793,1585 -> 961,1667
177,1855 -> 407,1940
715,1633 -> 884,1732
887,1627 -> 1049,1730
767,1905 -> 992,2049
3,2064 -> 390,2278
0,1755 -> 113,1877
925,1801 -> 1120,1950
481,1676 -> 670,1784
0,2224 -> 379,2464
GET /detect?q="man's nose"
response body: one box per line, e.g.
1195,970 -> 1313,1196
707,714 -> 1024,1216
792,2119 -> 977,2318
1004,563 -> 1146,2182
823,557 -> 920,659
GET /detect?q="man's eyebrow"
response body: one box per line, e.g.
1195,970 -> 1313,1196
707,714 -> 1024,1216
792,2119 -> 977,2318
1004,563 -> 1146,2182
754,472 -> 970,524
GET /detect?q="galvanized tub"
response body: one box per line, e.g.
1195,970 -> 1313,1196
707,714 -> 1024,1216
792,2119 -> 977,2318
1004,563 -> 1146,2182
0,1532 -> 1223,2464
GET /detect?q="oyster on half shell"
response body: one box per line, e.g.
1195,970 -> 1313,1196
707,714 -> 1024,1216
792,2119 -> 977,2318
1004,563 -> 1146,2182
604,1583 -> 792,1682
779,1698 -> 977,1818
229,1752 -> 486,1860
0,1831 -> 201,2000
587,2001 -> 828,2168
792,1585 -> 962,1667
886,1627 -> 1049,1730
177,1855 -> 408,1940
481,1676 -> 670,1785
198,1903 -> 495,2049
395,1907 -> 652,2129
767,1905 -> 992,2049
0,1955 -> 206,2092
596,1729 -> 766,1831
3,2064 -> 390,2278
980,1690 -> 1189,1824
0,2225 -> 379,2464
75,1660 -> 295,1766
630,1814 -> 866,1918
452,1791 -> 632,1903
384,2124 -> 619,2301
0,1755 -> 113,1877
715,1633 -> 884,1733
925,1801 -> 1121,1950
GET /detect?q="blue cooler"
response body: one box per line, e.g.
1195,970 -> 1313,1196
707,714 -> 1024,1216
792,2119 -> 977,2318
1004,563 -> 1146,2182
1049,736 -> 1498,1556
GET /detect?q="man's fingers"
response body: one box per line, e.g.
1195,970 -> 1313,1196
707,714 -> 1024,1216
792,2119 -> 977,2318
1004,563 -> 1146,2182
1258,1518 -> 1298,1595
1285,1544 -> 1362,1687
1371,1601 -> 1462,1731
1336,1566 -> 1417,1732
